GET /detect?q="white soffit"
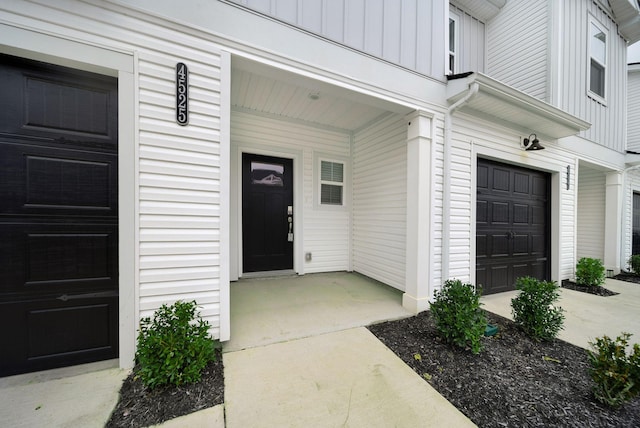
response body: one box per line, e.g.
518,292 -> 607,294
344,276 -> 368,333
451,0 -> 506,22
446,73 -> 591,139
610,0 -> 640,43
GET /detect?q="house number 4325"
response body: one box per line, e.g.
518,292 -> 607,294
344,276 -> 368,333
176,62 -> 189,126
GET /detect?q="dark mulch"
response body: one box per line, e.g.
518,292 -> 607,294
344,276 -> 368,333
613,272 -> 640,285
561,279 -> 619,296
106,349 -> 224,428
368,311 -> 640,428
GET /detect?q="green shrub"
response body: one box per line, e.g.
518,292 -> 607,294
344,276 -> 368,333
587,333 -> 640,407
136,300 -> 218,389
430,279 -> 487,354
575,257 -> 605,287
511,277 -> 564,341
629,254 -> 640,275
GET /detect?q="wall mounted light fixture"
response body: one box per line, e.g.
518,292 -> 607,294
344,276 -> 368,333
521,134 -> 545,151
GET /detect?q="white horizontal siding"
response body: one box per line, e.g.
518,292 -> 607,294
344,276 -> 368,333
0,0 -> 226,335
231,111 -> 352,273
628,70 -> 640,152
352,114 -> 407,290
576,167 -> 606,261
486,0 -> 548,100
230,0 -> 446,78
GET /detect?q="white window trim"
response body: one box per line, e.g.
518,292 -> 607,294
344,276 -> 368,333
587,15 -> 608,104
448,10 -> 460,75
314,153 -> 349,210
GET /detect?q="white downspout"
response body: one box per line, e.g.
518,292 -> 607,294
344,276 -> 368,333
442,82 -> 479,281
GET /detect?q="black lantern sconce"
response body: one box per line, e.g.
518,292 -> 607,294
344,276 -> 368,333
521,134 -> 545,151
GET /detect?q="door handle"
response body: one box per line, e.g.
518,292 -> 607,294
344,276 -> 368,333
56,290 -> 117,301
287,216 -> 293,242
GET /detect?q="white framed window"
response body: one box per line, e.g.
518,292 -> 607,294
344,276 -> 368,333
320,160 -> 344,205
588,17 -> 607,101
448,11 -> 460,75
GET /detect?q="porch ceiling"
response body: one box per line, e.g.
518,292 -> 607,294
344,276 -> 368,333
231,56 -> 413,133
447,73 -> 591,140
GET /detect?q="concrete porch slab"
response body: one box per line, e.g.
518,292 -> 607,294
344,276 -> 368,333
224,272 -> 413,352
224,327 -> 475,428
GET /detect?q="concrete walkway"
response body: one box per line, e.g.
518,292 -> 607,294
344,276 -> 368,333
2,275 -> 639,427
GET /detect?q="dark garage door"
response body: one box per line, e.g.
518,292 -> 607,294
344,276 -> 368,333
476,159 -> 550,295
0,54 -> 118,376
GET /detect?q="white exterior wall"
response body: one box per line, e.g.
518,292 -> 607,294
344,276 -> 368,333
628,67 -> 640,151
576,167 -> 606,261
450,114 -> 579,283
486,0 -> 548,100
622,170 -> 640,269
229,0 -> 447,79
352,114 -> 407,290
0,0 -> 230,362
556,0 -> 627,151
450,4 -> 486,74
231,111 -> 352,275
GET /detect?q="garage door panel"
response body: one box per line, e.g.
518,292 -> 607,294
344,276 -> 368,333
0,297 -> 118,376
490,234 -> 509,257
0,55 -> 117,149
0,141 -> 117,216
476,234 -> 487,258
0,223 -> 117,296
476,159 -> 550,295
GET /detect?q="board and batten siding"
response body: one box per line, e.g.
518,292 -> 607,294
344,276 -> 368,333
231,111 -> 352,273
352,114 -> 407,291
557,0 -> 627,152
486,0 -> 548,101
450,4 -> 486,74
228,0 -> 446,79
628,68 -> 640,152
0,0 -> 227,336
576,166 -> 606,261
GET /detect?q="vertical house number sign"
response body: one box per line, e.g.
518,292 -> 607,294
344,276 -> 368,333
176,62 -> 189,126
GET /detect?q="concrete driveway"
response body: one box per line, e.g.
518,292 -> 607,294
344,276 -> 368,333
481,278 -> 640,349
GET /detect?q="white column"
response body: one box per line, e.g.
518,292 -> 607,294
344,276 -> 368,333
403,111 -> 433,313
604,171 -> 623,274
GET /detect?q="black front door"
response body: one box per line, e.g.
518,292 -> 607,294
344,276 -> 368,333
0,55 -> 119,376
476,159 -> 550,295
242,153 -> 294,273
633,192 -> 640,255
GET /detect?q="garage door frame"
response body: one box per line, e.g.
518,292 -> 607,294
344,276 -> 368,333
0,26 -> 138,372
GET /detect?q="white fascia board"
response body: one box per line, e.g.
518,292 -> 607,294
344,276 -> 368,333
110,0 -> 447,112
610,0 -> 640,43
446,73 -> 591,139
558,135 -> 626,170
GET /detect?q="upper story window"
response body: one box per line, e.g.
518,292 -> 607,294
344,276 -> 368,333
588,18 -> 607,100
448,12 -> 460,74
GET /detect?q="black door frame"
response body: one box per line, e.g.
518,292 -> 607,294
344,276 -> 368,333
240,151 -> 296,274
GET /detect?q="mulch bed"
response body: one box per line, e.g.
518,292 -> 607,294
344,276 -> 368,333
106,276 -> 639,427
560,280 -> 619,296
613,272 -> 640,285
106,349 -> 224,428
368,311 -> 640,428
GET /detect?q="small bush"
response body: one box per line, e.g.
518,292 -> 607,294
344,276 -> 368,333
430,279 -> 487,354
136,300 -> 218,389
511,276 -> 564,341
629,254 -> 640,275
587,333 -> 640,407
575,257 -> 605,287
